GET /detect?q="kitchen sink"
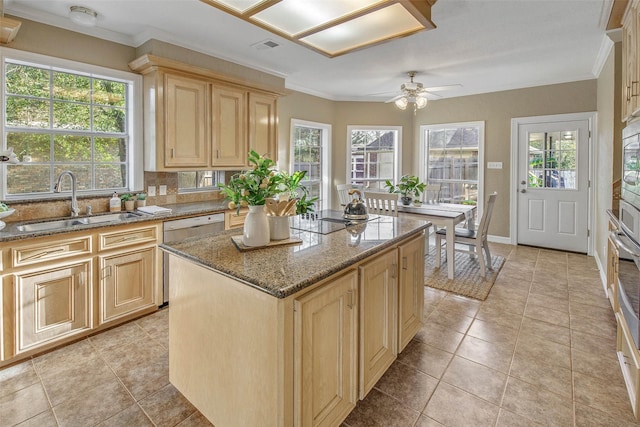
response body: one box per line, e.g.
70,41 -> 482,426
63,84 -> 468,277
16,212 -> 147,232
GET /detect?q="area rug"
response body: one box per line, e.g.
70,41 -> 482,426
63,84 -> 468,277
424,247 -> 505,301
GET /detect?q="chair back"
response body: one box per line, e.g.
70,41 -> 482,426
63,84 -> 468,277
337,183 -> 363,206
477,192 -> 497,240
423,184 -> 441,204
363,191 -> 398,217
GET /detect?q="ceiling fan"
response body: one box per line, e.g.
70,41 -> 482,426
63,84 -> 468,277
385,72 -> 461,113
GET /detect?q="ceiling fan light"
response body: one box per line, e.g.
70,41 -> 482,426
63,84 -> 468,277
415,96 -> 428,109
395,97 -> 408,110
69,6 -> 98,27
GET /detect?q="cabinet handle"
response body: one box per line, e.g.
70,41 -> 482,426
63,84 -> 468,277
633,81 -> 639,98
627,86 -> 632,102
347,290 -> 354,309
402,256 -> 408,270
216,149 -> 220,158
391,263 -> 397,278
78,271 -> 84,286
22,247 -> 65,261
171,148 -> 175,158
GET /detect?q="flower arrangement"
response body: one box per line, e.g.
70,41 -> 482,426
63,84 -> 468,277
220,150 -> 317,215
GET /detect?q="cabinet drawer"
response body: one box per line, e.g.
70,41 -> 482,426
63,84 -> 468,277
99,225 -> 159,251
12,236 -> 92,268
225,209 -> 248,230
617,312 -> 640,418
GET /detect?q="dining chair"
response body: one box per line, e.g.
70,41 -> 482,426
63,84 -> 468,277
423,184 -> 441,204
363,191 -> 398,217
435,192 -> 497,277
337,183 -> 363,206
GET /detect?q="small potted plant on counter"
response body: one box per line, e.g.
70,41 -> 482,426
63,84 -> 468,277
136,192 -> 147,208
120,193 -> 135,211
384,175 -> 426,206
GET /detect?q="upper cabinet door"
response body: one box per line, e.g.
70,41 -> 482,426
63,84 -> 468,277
164,73 -> 209,167
212,85 -> 247,167
249,93 -> 277,162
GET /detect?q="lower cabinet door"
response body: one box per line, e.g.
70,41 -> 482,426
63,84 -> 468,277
100,246 -> 156,324
358,249 -> 398,399
398,232 -> 425,352
294,270 -> 358,427
15,260 -> 92,353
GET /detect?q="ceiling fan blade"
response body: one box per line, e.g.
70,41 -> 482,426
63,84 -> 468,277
422,84 -> 463,92
385,94 -> 404,103
421,90 -> 443,98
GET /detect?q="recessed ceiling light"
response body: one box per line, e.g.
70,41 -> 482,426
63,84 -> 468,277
68,6 -> 98,27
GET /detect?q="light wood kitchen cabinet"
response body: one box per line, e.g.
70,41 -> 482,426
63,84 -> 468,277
294,269 -> 358,427
398,231 -> 425,352
14,261 -> 92,354
224,208 -> 248,230
0,220 -> 161,366
212,85 -> 247,167
99,246 -> 156,324
617,311 -> 640,418
249,92 -> 277,159
608,221 -> 620,312
164,73 -> 209,167
358,248 -> 398,399
130,55 -> 282,170
622,0 -> 640,122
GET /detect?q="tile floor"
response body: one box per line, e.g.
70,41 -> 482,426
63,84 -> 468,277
0,243 -> 637,426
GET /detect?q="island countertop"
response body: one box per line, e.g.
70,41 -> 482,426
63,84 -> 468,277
160,213 -> 430,298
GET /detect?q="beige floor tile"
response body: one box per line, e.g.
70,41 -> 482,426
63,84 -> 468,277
569,290 -> 612,310
482,293 -> 527,316
456,335 -> 514,373
424,287 -> 448,305
414,415 -> 446,426
136,307 -> 169,336
519,316 -> 571,346
33,339 -> 99,376
397,341 -> 454,379
413,321 -> 465,353
501,376 -> 573,425
97,403 -> 154,426
569,299 -> 615,320
41,358 -> 117,406
528,281 -> 569,299
574,402 -> 639,427
436,294 -> 481,318
426,308 -> 474,334
441,356 -> 507,404
53,378 -> 134,427
476,300 -> 525,326
573,371 -> 637,422
14,409 -> 58,427
571,329 -> 617,356
344,388 -> 419,427
514,333 -> 571,370
176,411 -> 215,426
467,318 -> 520,347
572,346 -> 624,382
374,360 -> 439,412
0,383 -> 50,426
495,408 -> 543,426
491,276 -> 532,295
524,303 -> 570,328
89,321 -> 148,352
526,292 -> 570,313
138,383 -> 197,427
424,382 -> 499,427
509,351 -> 573,398
0,360 -> 39,399
570,312 -> 617,338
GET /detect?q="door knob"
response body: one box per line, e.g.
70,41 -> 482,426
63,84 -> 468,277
521,180 -> 526,185
521,189 -> 526,193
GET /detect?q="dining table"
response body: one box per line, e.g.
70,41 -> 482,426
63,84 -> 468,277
398,203 -> 477,279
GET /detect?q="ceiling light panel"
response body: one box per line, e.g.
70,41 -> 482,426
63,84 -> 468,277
209,0 -> 265,13
301,3 -> 423,56
252,0 -> 384,36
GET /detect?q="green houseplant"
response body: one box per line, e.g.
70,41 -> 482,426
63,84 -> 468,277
136,192 -> 147,208
384,175 -> 426,206
120,193 -> 135,211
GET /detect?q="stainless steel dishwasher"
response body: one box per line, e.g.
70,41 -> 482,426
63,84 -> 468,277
162,213 -> 225,305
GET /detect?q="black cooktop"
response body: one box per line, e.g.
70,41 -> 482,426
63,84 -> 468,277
289,210 -> 378,235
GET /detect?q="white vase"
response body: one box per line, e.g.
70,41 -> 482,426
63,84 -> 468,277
268,215 -> 290,240
243,205 -> 270,247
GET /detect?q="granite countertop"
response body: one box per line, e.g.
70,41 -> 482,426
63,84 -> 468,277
0,200 -> 230,243
161,215 -> 431,299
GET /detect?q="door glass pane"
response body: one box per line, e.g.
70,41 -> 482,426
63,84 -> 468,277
527,130 -> 576,189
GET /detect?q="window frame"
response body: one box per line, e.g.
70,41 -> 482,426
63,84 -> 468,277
346,125 -> 402,190
419,121 -> 485,216
290,118 -> 332,211
0,47 -> 143,200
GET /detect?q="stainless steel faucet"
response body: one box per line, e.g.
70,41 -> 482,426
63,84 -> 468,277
54,171 -> 79,217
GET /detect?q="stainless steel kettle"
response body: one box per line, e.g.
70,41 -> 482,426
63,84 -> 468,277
343,189 -> 368,220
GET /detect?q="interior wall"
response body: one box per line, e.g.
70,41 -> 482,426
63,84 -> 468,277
413,80 -> 598,239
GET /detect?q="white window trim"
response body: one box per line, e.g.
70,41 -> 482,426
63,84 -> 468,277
419,121 -> 485,217
346,125 -> 402,187
0,47 -> 143,200
290,118 -> 332,210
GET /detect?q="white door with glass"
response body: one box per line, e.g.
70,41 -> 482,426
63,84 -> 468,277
516,117 -> 590,252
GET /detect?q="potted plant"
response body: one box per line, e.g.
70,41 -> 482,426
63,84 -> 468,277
384,175 -> 426,206
136,192 -> 147,208
120,193 -> 135,211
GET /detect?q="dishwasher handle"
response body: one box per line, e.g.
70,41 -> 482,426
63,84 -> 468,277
163,213 -> 224,231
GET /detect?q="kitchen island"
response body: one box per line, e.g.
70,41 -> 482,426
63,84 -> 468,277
161,213 -> 430,427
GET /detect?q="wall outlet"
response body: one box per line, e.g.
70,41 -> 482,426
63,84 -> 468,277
487,161 -> 503,169
159,185 -> 167,196
147,185 -> 156,197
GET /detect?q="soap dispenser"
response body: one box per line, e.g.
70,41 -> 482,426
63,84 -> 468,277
109,192 -> 121,212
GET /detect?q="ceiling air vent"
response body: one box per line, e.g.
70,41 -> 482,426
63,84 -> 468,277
251,39 -> 279,50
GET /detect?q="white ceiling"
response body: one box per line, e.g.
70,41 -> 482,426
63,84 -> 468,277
4,0 -> 616,102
